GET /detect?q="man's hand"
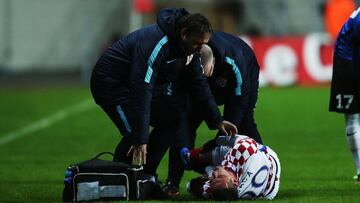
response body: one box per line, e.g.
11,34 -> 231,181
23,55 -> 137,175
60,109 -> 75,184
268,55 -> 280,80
217,120 -> 237,136
127,144 -> 147,165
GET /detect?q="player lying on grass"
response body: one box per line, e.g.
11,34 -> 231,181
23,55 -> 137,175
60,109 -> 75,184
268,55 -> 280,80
182,134 -> 280,200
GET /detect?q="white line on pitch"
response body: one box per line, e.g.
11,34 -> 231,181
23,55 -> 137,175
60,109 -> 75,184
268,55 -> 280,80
0,98 -> 95,146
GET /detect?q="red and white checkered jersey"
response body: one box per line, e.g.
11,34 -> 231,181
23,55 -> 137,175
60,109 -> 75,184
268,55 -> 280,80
202,136 -> 281,200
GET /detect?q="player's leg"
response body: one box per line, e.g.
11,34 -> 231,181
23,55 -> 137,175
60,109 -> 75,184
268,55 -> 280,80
345,113 -> 360,180
144,96 -> 182,181
143,127 -> 174,180
329,57 -> 357,113
99,104 -> 133,163
165,115 -> 188,196
165,104 -> 204,196
182,141 -> 231,175
113,136 -> 132,163
329,57 -> 360,180
90,75 -> 134,162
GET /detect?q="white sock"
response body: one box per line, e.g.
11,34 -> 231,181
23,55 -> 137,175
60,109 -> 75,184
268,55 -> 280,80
345,114 -> 360,175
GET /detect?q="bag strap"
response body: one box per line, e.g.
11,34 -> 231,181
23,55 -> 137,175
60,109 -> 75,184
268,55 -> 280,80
93,152 -> 115,159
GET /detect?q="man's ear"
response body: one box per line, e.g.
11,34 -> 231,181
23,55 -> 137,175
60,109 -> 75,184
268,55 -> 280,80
180,28 -> 187,40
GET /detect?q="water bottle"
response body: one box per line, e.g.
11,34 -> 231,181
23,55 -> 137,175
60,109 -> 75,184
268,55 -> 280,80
64,167 -> 73,184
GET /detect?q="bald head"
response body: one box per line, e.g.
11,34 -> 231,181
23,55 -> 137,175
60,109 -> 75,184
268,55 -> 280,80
200,44 -> 215,77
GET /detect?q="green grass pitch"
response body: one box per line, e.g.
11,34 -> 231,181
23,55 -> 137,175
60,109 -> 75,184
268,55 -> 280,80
0,86 -> 359,202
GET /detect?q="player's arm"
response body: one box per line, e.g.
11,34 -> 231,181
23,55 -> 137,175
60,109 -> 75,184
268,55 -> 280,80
348,11 -> 360,86
223,54 -> 259,128
223,91 -> 248,128
187,54 -> 237,135
187,54 -> 223,129
350,7 -> 360,45
128,36 -> 168,163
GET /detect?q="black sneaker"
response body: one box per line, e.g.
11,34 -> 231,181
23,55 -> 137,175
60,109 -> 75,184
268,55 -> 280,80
162,181 -> 180,197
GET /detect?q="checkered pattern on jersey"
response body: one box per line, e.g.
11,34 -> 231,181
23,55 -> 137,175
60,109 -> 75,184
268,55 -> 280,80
221,138 -> 259,183
202,137 -> 277,198
202,138 -> 259,197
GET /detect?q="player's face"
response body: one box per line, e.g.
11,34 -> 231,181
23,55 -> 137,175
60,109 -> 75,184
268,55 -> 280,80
181,31 -> 211,55
210,166 -> 235,190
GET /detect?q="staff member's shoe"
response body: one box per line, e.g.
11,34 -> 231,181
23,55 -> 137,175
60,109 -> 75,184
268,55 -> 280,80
162,181 -> 180,197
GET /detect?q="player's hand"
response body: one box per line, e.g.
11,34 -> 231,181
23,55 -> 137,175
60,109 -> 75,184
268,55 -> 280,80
127,144 -> 147,165
217,120 -> 237,136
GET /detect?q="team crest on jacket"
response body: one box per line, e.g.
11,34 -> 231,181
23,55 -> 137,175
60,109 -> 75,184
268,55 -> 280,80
186,54 -> 194,65
215,77 -> 227,87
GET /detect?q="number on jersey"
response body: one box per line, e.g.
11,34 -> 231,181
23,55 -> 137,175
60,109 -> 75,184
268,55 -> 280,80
336,94 -> 354,109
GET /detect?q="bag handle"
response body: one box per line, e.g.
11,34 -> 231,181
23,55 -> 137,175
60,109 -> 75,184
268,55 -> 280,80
93,152 -> 115,159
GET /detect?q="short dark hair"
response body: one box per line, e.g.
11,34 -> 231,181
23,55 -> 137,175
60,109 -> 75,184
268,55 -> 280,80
178,13 -> 213,35
211,181 -> 238,201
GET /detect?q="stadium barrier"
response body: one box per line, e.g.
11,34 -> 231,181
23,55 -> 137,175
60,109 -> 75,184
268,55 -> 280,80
242,33 -> 333,87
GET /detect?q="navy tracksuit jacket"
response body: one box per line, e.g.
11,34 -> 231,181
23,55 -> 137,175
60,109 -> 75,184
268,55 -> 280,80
145,53 -> 223,176
90,8 -> 222,162
334,7 -> 360,81
166,32 -> 263,186
204,31 -> 262,143
329,7 -> 360,113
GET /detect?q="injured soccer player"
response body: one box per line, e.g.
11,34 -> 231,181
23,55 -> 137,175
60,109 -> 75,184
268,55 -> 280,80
181,135 -> 281,200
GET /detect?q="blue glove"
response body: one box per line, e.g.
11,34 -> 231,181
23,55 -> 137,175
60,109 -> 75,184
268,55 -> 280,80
180,147 -> 191,170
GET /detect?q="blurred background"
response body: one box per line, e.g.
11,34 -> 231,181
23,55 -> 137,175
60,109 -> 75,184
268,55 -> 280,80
2,1 -> 360,202
0,0 -> 358,87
